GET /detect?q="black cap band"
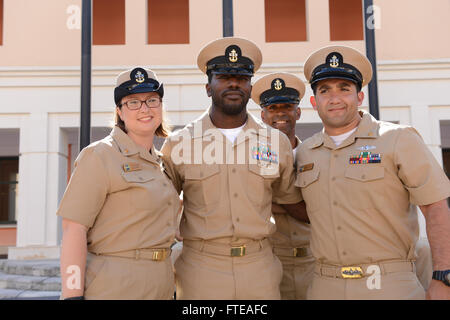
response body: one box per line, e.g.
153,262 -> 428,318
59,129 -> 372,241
114,79 -> 164,105
260,87 -> 300,108
205,45 -> 255,76
310,52 -> 363,91
310,64 -> 363,87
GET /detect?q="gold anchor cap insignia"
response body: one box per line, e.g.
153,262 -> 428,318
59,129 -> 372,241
274,79 -> 283,90
330,55 -> 339,68
135,70 -> 145,83
229,49 -> 238,62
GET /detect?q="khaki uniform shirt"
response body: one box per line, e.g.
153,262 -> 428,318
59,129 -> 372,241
295,111 -> 450,265
161,110 -> 301,242
57,126 -> 181,254
270,136 -> 311,249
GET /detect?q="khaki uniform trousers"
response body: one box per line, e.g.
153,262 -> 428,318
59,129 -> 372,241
307,260 -> 425,300
84,252 -> 174,300
174,240 -> 283,300
277,253 -> 315,300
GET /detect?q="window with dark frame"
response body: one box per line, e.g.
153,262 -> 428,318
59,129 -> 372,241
265,0 -> 307,42
0,158 -> 18,224
147,0 -> 189,44
93,0 -> 126,45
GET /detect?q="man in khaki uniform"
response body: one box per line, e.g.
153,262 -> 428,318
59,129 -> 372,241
251,72 -> 314,299
161,37 -> 302,299
295,45 -> 450,299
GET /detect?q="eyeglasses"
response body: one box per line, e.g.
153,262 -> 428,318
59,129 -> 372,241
120,98 -> 161,110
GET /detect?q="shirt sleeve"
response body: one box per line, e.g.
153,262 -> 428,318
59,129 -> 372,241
395,127 -> 450,205
56,147 -> 109,228
160,137 -> 182,194
272,133 -> 303,204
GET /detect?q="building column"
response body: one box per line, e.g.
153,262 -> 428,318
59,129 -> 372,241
8,112 -> 66,259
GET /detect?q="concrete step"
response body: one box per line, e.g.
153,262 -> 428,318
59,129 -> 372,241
0,270 -> 61,291
0,288 -> 60,300
0,259 -> 60,277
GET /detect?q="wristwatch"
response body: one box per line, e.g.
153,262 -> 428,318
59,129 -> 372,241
432,270 -> 450,286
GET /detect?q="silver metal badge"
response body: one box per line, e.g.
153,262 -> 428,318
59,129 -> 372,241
356,145 -> 376,151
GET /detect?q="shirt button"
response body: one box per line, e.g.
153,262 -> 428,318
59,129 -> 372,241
342,251 -> 347,256
292,232 -> 297,236
232,168 -> 236,173
168,201 -> 172,205
236,217 -> 240,222
331,177 -> 336,181
337,226 -> 341,231
361,174 -> 366,179
334,154 -> 338,158
333,201 -> 338,206
234,193 -> 238,198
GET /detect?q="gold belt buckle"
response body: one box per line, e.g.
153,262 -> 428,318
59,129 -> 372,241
293,247 -> 307,257
341,266 -> 364,279
230,245 -> 246,257
152,250 -> 165,261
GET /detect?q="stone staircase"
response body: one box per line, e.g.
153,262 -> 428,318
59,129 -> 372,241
0,259 -> 61,299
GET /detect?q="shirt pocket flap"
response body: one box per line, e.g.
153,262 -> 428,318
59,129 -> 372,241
295,166 -> 320,188
185,164 -> 220,180
345,166 -> 384,182
121,170 -> 156,183
248,163 -> 280,179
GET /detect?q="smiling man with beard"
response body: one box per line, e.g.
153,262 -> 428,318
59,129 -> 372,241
252,72 -> 314,300
161,37 -> 304,299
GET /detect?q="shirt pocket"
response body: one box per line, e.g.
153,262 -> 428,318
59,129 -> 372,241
184,164 -> 221,211
344,165 -> 385,209
121,170 -> 156,183
295,165 -> 320,212
247,163 -> 280,213
121,170 -> 159,212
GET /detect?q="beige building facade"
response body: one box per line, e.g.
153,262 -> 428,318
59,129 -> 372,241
0,0 -> 449,258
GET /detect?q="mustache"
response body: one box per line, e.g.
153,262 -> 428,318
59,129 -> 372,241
222,89 -> 244,97
272,117 -> 290,122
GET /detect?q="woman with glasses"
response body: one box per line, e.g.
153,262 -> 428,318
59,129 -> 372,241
57,67 -> 180,300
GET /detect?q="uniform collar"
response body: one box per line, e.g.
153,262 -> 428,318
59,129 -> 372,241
191,107 -> 269,140
294,136 -> 302,149
110,126 -> 160,164
308,110 -> 379,150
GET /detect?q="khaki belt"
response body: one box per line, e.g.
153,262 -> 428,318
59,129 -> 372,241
184,239 -> 271,257
95,248 -> 171,261
315,260 -> 416,279
273,246 -> 311,258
